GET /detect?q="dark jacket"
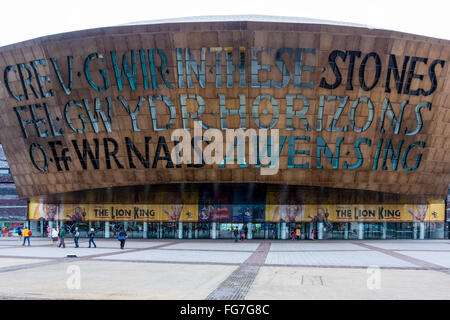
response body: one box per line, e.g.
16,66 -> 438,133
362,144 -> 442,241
118,230 -> 127,239
88,231 -> 95,238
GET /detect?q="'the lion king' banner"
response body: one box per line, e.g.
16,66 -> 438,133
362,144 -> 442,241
265,191 -> 445,223
28,191 -> 444,223
28,191 -> 199,222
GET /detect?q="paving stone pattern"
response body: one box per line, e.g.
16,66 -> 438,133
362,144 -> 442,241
206,242 -> 271,300
0,239 -> 449,299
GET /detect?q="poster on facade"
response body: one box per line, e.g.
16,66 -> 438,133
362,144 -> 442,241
60,204 -> 90,222
231,205 -> 266,222
28,202 -> 64,220
28,196 -> 444,223
265,190 -> 308,222
1,222 -> 24,237
160,191 -> 198,222
28,191 -> 199,222
265,192 -> 445,223
210,205 -> 233,222
91,204 -> 161,221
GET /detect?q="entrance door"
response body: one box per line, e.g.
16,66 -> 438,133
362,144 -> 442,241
161,222 -> 176,238
218,223 -> 242,239
396,222 -> 413,239
331,223 -> 345,239
147,223 -> 158,239
305,223 -> 317,239
126,222 -> 143,239
267,223 -> 278,239
252,223 -> 265,239
196,223 -> 210,239
364,223 -> 383,239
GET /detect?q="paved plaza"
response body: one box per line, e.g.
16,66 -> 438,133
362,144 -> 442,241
0,237 -> 449,299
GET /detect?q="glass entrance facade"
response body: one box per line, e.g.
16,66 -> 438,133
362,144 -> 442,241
24,184 -> 447,240
23,220 -> 448,240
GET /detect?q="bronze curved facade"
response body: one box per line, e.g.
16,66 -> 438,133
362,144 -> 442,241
0,19 -> 448,199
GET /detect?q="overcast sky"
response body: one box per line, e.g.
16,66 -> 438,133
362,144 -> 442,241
0,0 -> 448,47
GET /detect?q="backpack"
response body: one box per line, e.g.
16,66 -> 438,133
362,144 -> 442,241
28,231 -> 32,236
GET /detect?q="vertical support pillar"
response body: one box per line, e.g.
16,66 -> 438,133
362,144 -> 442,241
247,223 -> 253,240
358,223 -> 364,240
382,222 -> 387,239
211,222 -> 217,239
419,222 -> 425,240
158,222 -> 162,239
40,219 -> 44,236
88,221 -> 92,231
264,224 -> 268,239
318,222 -> 323,240
344,223 -> 349,240
194,224 -> 199,239
49,220 -> 53,230
413,222 -> 418,240
188,223 -> 193,239
281,222 -> 287,240
143,222 -> 148,239
105,221 -> 110,239
178,222 -> 183,239
277,222 -> 281,239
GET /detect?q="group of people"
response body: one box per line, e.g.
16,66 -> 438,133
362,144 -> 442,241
291,227 -> 315,240
48,225 -> 84,248
44,226 -> 128,249
290,227 -> 302,240
233,225 -> 248,242
232,225 -> 315,241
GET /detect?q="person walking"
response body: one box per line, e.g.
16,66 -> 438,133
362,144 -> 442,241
17,225 -> 23,241
310,228 -> 314,240
88,228 -> 96,248
118,228 -> 127,249
22,226 -> 31,246
296,227 -> 301,240
73,227 -> 80,248
233,227 -> 239,243
58,226 -> 66,248
244,225 -> 248,239
46,225 -> 51,242
51,227 -> 59,245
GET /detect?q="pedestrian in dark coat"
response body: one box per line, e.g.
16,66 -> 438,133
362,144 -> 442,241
58,226 -> 66,248
88,228 -> 97,248
118,228 -> 127,249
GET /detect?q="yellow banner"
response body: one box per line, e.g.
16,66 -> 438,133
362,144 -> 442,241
27,194 -> 444,223
28,192 -> 199,222
265,192 -> 445,222
28,202 -> 65,221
